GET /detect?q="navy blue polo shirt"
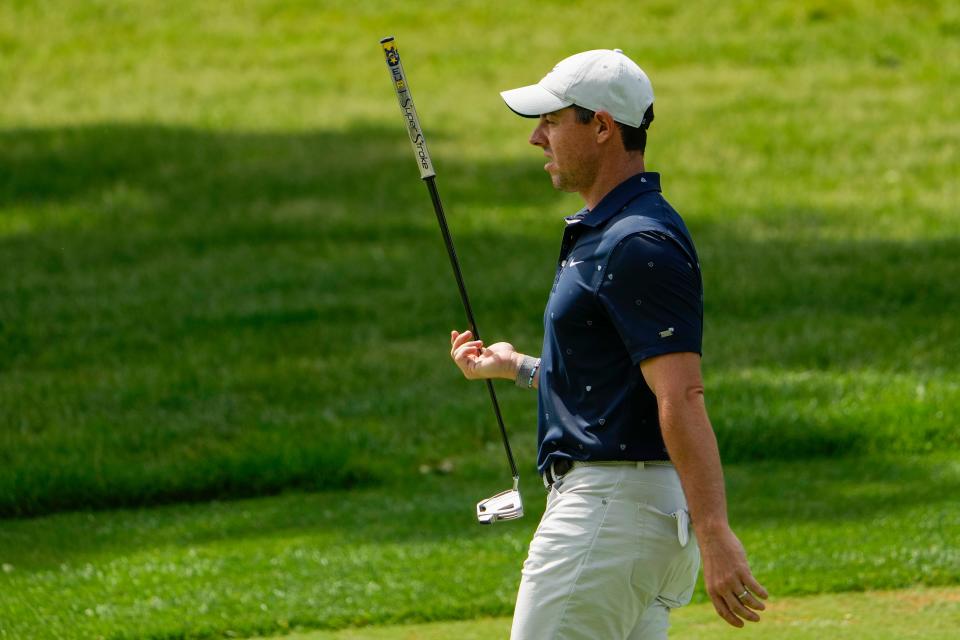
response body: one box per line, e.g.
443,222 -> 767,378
537,172 -> 703,473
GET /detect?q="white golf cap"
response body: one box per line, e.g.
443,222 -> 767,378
500,49 -> 654,128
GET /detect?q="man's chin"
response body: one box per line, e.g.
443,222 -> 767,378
550,175 -> 577,193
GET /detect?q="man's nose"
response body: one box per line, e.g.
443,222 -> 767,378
529,124 -> 546,147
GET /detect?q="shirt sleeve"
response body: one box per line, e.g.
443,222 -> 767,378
597,231 -> 703,364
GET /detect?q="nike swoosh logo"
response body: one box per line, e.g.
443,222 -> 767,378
567,259 -> 584,267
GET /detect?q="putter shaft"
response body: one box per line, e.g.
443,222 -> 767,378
425,177 -> 519,481
381,36 -> 520,483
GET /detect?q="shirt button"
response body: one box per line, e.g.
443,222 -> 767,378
620,444 -> 626,451
599,418 -> 606,426
607,274 -> 614,280
566,348 -> 573,355
586,320 -> 593,326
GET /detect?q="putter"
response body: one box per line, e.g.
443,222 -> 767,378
380,36 -> 523,524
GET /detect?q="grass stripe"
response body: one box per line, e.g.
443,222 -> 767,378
255,587 -> 960,640
0,456 -> 957,639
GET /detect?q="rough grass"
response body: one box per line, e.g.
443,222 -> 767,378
1,0 -> 958,517
0,3 -> 958,636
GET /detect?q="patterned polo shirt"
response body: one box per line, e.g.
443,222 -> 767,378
537,172 -> 703,473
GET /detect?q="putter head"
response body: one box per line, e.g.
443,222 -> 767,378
476,488 -> 523,524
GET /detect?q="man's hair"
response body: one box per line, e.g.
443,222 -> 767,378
572,104 -> 654,153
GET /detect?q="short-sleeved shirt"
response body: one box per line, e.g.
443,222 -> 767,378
536,172 -> 703,473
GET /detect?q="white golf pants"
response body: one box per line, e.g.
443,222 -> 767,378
511,462 -> 700,640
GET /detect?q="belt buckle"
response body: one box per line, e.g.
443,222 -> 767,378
542,459 -> 556,490
543,458 -> 572,490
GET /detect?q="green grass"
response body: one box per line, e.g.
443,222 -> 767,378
0,0 -> 958,638
0,1 -> 960,516
1,456 -> 957,638
1,0 -> 959,516
259,588 -> 960,639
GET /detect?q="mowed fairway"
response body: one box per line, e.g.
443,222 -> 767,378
1,1 -> 958,639
263,588 -> 960,640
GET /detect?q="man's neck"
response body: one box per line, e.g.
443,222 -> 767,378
581,154 -> 646,210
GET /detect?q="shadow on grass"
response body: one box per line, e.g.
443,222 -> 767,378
1,456 -> 957,570
0,123 -> 957,517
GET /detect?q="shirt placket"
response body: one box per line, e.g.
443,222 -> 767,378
552,224 -> 584,292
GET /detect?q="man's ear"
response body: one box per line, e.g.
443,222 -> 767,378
594,110 -> 617,145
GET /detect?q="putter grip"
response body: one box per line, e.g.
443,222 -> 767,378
381,36 -> 436,180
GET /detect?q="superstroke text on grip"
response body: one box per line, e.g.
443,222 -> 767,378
380,37 -> 435,179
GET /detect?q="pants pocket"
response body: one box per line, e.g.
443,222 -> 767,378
637,504 -> 701,608
660,539 -> 700,608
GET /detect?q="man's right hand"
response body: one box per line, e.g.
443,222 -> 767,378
450,329 -> 520,381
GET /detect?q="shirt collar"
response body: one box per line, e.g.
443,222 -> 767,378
562,172 -> 662,228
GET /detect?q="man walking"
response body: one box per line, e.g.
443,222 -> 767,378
449,49 -> 768,638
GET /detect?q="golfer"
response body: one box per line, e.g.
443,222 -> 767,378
449,49 -> 768,639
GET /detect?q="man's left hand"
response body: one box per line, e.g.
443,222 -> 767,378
699,526 -> 769,627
